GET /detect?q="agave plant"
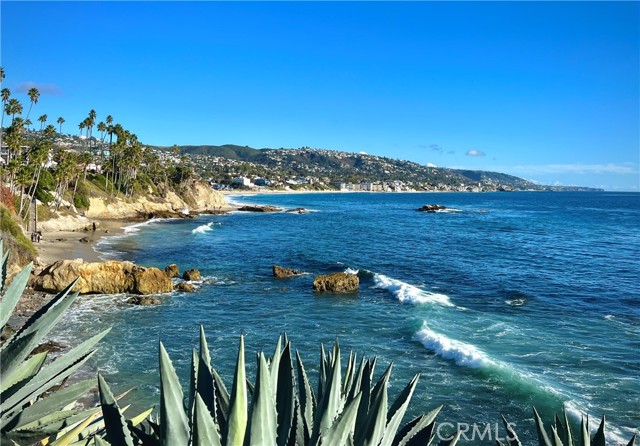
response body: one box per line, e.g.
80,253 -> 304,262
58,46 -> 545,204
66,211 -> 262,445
94,326 -> 444,446
0,240 -> 111,445
500,407 -> 637,446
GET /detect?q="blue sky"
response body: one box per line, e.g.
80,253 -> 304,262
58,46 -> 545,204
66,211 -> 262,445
2,1 -> 638,190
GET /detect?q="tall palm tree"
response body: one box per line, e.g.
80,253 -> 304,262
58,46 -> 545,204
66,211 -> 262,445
37,114 -> 47,131
25,87 -> 39,120
56,116 -> 65,135
1,88 -> 10,130
24,119 -> 33,131
86,109 -> 96,152
6,98 -> 23,125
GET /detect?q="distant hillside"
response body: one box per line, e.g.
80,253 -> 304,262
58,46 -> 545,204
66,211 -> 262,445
153,145 -> 601,192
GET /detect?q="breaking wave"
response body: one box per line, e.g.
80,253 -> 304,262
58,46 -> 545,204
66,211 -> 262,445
192,222 -> 217,234
415,326 -> 493,368
373,273 -> 452,306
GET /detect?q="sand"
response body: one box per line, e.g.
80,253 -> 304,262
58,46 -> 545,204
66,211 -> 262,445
35,219 -> 128,266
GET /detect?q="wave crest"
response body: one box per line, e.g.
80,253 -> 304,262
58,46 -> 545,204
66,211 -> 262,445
192,222 -> 216,234
373,273 -> 452,306
415,327 -> 493,368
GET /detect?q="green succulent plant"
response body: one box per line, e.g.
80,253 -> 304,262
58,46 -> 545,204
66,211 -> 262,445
93,326 -> 443,446
0,240 -> 111,445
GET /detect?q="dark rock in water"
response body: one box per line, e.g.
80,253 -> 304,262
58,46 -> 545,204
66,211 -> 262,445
183,269 -> 202,281
79,237 -> 90,243
165,264 -> 180,278
285,207 -> 309,214
238,205 -> 281,213
418,204 -> 448,213
273,265 -> 304,278
127,295 -> 162,305
31,340 -> 65,355
175,282 -> 195,292
313,272 -> 359,293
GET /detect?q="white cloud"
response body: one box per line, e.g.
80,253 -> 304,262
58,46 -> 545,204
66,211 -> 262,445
466,149 -> 486,157
16,81 -> 62,96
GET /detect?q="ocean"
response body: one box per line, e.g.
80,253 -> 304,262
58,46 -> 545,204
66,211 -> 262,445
56,191 -> 639,444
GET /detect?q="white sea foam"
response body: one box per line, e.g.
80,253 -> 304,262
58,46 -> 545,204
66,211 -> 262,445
564,401 -> 634,446
373,273 -> 453,306
415,327 -> 494,368
344,268 -> 359,275
192,222 -> 217,234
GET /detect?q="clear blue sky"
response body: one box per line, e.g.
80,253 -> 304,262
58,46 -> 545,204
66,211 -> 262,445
2,1 -> 638,190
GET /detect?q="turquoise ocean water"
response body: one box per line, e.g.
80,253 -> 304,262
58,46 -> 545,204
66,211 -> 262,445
56,192 -> 639,443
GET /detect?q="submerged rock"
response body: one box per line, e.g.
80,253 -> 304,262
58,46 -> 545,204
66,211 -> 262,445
175,282 -> 195,292
183,269 -> 202,281
417,204 -> 448,213
313,272 -> 359,293
31,340 -> 65,355
238,205 -> 281,213
165,264 -> 180,278
285,208 -> 309,214
31,259 -> 174,295
127,295 -> 162,305
273,265 -> 304,278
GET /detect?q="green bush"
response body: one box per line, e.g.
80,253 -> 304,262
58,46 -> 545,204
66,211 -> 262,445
0,206 -> 36,266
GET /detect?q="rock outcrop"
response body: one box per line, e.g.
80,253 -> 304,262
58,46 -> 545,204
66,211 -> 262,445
183,269 -> 202,281
127,296 -> 162,305
273,265 -> 304,278
285,208 -> 309,214
238,205 -> 281,213
165,264 -> 180,278
418,204 -> 448,213
31,259 -> 174,295
175,282 -> 195,292
313,273 -> 359,293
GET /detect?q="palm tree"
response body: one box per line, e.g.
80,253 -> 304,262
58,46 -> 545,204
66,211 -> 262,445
1,87 -> 10,130
37,114 -> 47,131
6,98 -> 23,125
56,116 -> 65,135
25,87 -> 39,120
86,109 -> 96,152
24,118 -> 33,131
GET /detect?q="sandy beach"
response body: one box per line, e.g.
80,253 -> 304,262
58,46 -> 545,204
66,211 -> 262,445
35,219 -> 128,266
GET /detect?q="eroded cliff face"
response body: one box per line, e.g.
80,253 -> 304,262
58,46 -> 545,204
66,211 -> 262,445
84,181 -> 228,220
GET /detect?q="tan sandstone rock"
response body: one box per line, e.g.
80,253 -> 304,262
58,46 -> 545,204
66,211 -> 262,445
312,273 -> 359,293
165,264 -> 180,278
31,259 -> 173,295
273,265 -> 303,278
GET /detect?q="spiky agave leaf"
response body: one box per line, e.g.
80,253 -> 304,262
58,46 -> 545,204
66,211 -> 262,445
159,342 -> 189,446
249,352 -> 277,445
226,335 -> 247,445
275,341 -> 295,446
533,407 -> 553,446
311,340 -> 342,443
295,349 -> 315,442
500,414 -> 522,446
321,392 -> 363,446
193,393 -> 221,446
0,261 -> 32,329
97,374 -> 135,446
378,374 -> 420,446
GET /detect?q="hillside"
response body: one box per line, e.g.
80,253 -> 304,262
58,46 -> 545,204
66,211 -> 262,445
154,145 -> 601,192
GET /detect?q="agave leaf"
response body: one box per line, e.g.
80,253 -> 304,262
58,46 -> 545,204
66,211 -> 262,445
343,351 -> 356,395
9,379 -> 97,431
500,415 -> 522,446
249,352 -> 277,445
312,340 -> 342,442
49,409 -> 101,446
356,363 -> 389,446
188,347 -> 199,424
97,374 -> 135,446
4,409 -> 84,436
395,405 -> 442,446
400,418 -> 436,446
197,326 -> 216,417
626,434 -> 637,446
581,416 -> 590,446
276,341 -> 295,446
159,342 -> 189,446
269,335 -> 282,399
295,349 -> 315,440
592,416 -> 605,446
346,357 -> 366,404
193,393 -> 221,446
0,262 -> 32,329
322,392 -> 363,446
226,335 -> 247,445
563,410 -> 574,446
0,239 -> 8,294
533,407 -> 553,446
552,426 -> 564,446
353,359 -> 372,446
378,374 -> 420,446
318,343 -> 327,404
1,281 -> 79,377
1,327 -> 109,414
290,398 -> 307,446
211,366 -> 229,429
0,351 -> 46,395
